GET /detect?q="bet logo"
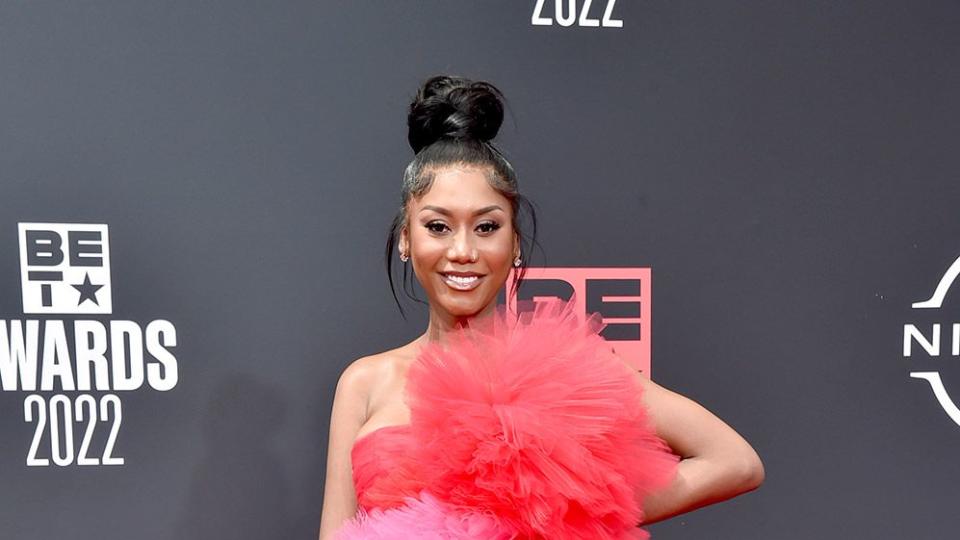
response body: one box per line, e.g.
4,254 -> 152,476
5,222 -> 179,467
18,223 -> 112,314
508,267 -> 650,374
904,253 -> 960,426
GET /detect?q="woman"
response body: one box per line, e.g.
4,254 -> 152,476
318,75 -> 764,539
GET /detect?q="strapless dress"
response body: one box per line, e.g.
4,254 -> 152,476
335,298 -> 679,540
350,424 -> 415,512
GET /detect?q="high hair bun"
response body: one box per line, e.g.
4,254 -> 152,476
407,75 -> 505,154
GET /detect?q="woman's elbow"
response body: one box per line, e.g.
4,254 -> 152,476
736,448 -> 765,492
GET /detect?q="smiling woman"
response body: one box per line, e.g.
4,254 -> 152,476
381,75 -> 538,324
399,168 -> 518,323
317,75 -> 764,540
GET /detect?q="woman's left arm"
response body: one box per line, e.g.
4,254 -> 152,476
631,370 -> 765,523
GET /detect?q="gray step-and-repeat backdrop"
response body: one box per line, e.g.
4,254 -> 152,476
2,2 -> 959,539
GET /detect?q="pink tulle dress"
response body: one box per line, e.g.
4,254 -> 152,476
335,298 -> 679,540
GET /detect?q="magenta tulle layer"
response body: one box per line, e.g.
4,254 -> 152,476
333,490 -> 516,539
336,299 -> 679,540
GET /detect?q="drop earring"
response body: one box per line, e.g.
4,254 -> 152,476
513,254 -> 522,267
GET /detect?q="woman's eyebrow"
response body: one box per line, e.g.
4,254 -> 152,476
419,205 -> 503,216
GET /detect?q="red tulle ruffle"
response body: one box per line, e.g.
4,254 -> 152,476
338,298 -> 679,539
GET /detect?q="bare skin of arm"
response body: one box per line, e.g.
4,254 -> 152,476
317,358 -> 373,540
631,370 -> 765,523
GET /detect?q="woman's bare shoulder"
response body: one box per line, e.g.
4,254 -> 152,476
345,344 -> 416,376
338,343 -> 418,405
320,347 -> 413,539
326,346 -> 412,448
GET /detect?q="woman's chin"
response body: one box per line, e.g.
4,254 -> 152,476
445,305 -> 482,318
439,297 -> 493,318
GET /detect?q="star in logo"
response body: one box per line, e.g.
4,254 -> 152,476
72,272 -> 104,306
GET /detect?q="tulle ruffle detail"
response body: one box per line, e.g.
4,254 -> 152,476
333,490 -> 517,540
339,298 -> 678,539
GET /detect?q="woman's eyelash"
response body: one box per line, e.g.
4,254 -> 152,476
425,221 -> 501,233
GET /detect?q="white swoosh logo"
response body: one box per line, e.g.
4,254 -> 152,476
913,254 -> 960,308
911,372 -> 960,426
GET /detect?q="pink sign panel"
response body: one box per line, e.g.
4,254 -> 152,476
506,267 -> 652,376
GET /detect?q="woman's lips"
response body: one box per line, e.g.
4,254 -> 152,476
441,273 -> 483,291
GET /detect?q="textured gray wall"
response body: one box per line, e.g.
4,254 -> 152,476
2,1 -> 959,539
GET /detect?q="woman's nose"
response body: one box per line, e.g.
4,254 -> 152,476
447,229 -> 478,262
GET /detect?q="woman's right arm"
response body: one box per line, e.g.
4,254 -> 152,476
317,358 -> 372,540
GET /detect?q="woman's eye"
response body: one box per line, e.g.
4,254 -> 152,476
425,222 -> 500,234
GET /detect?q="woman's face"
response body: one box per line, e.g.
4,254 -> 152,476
400,165 -> 519,319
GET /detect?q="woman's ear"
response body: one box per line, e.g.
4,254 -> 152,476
399,226 -> 409,256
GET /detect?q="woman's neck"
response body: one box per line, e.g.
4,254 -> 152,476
419,301 -> 497,345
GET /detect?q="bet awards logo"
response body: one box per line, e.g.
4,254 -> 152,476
18,223 -> 113,314
1,223 -> 179,466
531,0 -> 623,28
904,253 -> 960,426
508,267 -> 651,374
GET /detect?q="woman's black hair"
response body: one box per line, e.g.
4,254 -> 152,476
385,75 -> 539,318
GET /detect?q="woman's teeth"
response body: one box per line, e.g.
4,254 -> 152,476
443,274 -> 482,290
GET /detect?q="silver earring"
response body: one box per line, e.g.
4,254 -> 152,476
400,252 -> 409,263
513,255 -> 521,267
